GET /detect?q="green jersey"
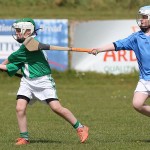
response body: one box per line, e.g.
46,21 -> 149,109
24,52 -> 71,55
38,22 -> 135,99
6,44 -> 51,78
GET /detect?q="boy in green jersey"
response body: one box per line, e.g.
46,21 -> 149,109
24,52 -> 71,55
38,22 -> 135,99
0,18 -> 89,145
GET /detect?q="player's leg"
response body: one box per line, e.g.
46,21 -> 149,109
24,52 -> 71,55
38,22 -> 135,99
132,79 -> 150,117
47,99 -> 89,143
15,95 -> 30,145
132,92 -> 150,116
47,99 -> 78,125
32,75 -> 89,143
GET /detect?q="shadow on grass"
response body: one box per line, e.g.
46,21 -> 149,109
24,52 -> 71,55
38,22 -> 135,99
132,139 -> 150,143
30,139 -> 62,144
95,139 -> 150,144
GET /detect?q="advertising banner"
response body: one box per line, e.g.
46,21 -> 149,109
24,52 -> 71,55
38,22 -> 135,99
70,20 -> 140,74
0,19 -> 68,71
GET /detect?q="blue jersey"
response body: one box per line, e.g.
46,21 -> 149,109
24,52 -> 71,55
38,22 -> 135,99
114,31 -> 150,80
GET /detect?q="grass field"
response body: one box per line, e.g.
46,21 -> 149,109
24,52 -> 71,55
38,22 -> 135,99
0,0 -> 149,20
1,71 -> 150,150
0,1 -> 150,149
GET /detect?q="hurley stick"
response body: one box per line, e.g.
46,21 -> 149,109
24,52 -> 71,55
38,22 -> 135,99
23,37 -> 91,52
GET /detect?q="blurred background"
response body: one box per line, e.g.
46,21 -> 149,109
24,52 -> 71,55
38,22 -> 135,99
1,1 -> 150,150
0,0 -> 149,19
0,0 -> 149,74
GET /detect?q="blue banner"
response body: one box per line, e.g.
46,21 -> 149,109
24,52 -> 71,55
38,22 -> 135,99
0,19 -> 68,71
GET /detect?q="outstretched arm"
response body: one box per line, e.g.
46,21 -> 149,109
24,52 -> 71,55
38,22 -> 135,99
0,64 -> 7,71
1,59 -> 9,65
0,63 -> 22,78
90,43 -> 116,55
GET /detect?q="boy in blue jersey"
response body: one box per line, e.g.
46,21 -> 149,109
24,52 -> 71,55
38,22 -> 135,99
0,18 -> 89,145
90,6 -> 150,118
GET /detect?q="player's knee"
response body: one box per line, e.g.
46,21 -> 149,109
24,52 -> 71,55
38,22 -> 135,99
132,101 -> 143,111
16,105 -> 26,113
51,105 -> 62,113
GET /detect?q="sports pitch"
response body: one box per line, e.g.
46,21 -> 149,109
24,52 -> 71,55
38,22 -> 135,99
0,71 -> 150,150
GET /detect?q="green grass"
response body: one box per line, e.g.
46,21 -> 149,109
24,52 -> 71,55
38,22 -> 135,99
0,1 -> 150,149
0,6 -> 140,20
0,0 -> 149,20
1,71 -> 150,150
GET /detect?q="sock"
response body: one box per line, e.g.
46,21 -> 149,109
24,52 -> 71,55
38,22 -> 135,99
73,121 -> 83,129
20,132 -> 29,140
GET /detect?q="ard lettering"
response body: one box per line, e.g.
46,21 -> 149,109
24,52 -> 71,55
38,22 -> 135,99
103,50 -> 136,62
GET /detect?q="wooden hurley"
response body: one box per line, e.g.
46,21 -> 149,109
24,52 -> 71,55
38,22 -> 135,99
23,37 -> 91,52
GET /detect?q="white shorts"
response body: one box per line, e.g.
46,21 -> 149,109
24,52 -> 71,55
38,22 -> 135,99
17,75 -> 58,105
135,79 -> 150,95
